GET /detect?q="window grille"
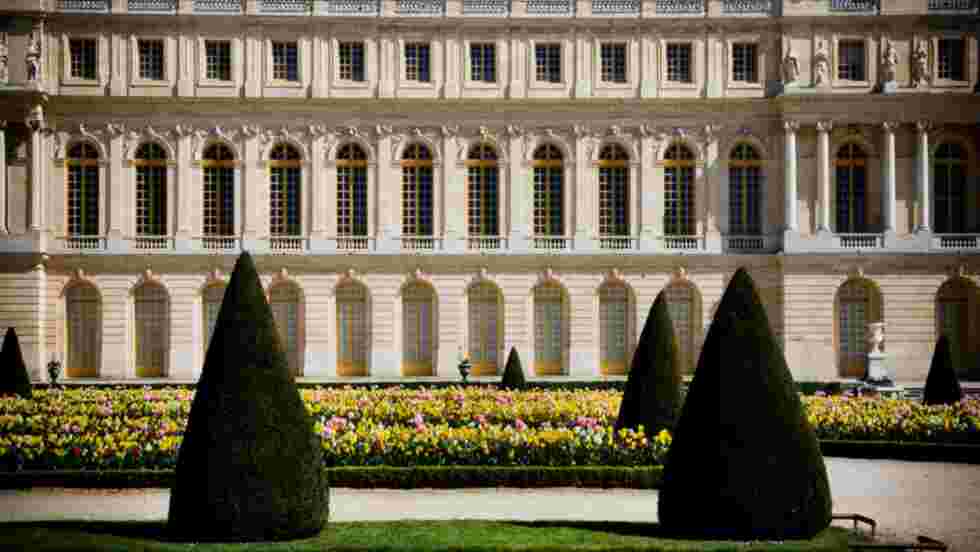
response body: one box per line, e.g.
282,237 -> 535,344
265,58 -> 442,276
59,0 -> 110,12
128,0 -> 177,13
401,143 -> 434,237
405,43 -> 431,82
938,39 -> 965,80
666,43 -> 692,83
337,283 -> 368,376
834,143 -> 867,233
135,285 -> 168,378
202,144 -> 235,237
934,143 -> 966,234
270,285 -> 302,377
600,43 -> 627,83
598,144 -> 629,237
402,283 -> 435,376
527,0 -> 573,14
193,0 -> 243,13
731,43 -> 757,83
205,41 -> 232,81
203,285 -> 225,353
320,0 -> 380,15
466,144 -> 499,237
534,283 -> 565,375
70,39 -> 98,80
837,40 -> 866,81
463,0 -> 510,15
599,283 -> 630,375
470,43 -> 496,83
398,0 -> 445,15
664,283 -> 695,374
468,282 -> 501,375
337,143 -> 369,237
135,143 -> 167,236
663,143 -> 695,236
728,143 -> 761,235
269,144 -> 302,237
535,44 -> 562,83
66,143 -> 100,237
532,144 -> 564,237
138,40 -> 165,81
272,42 -> 299,82
339,42 -> 366,82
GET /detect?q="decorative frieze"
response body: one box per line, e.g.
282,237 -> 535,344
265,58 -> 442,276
319,0 -> 380,15
128,0 -> 178,12
722,0 -> 771,13
830,0 -> 878,12
257,0 -> 309,14
655,0 -> 704,14
58,0 -> 110,11
193,0 -> 243,13
591,0 -> 640,15
527,0 -> 574,15
397,0 -> 446,15
463,0 -> 510,15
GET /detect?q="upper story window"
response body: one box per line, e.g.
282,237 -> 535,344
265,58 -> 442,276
337,143 -> 369,238
401,143 -> 434,237
731,43 -> 758,83
600,43 -> 627,83
535,43 -> 562,83
69,38 -> 97,80
134,143 -> 168,237
205,41 -> 232,81
338,42 -> 366,82
938,38 -> 966,81
269,143 -> 303,237
66,142 -> 101,237
404,43 -> 431,82
272,41 -> 299,82
666,43 -> 692,83
837,40 -> 866,82
138,39 -> 165,81
597,144 -> 630,237
470,43 -> 496,83
532,144 -> 564,237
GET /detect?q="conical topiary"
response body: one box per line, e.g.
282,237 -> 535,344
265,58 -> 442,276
0,328 -> 33,398
923,335 -> 963,406
500,346 -> 526,390
658,268 -> 832,540
168,252 -> 328,542
615,291 -> 681,436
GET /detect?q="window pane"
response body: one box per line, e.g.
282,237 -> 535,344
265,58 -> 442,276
838,41 -> 865,81
139,40 -> 164,80
70,38 -> 97,80
732,43 -> 757,83
667,43 -> 692,83
273,42 -> 299,81
600,43 -> 627,83
206,41 -> 232,81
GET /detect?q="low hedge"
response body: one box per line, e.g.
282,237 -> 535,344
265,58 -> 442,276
818,440 -> 980,463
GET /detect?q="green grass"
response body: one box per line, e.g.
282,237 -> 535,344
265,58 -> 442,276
0,521 -> 859,551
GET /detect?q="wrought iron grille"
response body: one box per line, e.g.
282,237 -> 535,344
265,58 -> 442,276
592,0 -> 640,14
463,0 -> 510,14
193,0 -> 243,13
128,0 -> 176,12
527,0 -> 574,15
928,0 -> 977,9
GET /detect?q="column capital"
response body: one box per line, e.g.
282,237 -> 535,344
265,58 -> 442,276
816,120 -> 833,133
915,120 -> 933,134
783,120 -> 800,133
881,121 -> 901,133
25,104 -> 44,133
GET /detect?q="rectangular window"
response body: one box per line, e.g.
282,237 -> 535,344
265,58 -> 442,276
404,43 -> 431,82
600,43 -> 627,83
338,42 -> 365,82
272,41 -> 299,82
138,39 -> 165,81
470,43 -> 496,83
666,43 -> 692,83
837,40 -> 865,81
205,41 -> 232,81
731,43 -> 758,83
938,38 -> 965,80
535,43 -> 562,83
69,38 -> 98,80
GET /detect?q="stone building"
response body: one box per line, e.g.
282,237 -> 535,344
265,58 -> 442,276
0,0 -> 978,383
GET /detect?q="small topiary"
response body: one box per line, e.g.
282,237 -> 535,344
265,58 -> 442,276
615,291 -> 681,436
500,347 -> 526,390
658,268 -> 832,540
0,328 -> 33,399
168,252 -> 329,542
923,334 -> 963,406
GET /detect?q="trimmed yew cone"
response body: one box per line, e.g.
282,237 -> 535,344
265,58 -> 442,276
924,334 -> 963,406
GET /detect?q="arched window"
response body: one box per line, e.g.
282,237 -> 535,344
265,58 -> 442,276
269,283 -> 302,377
269,143 -> 302,237
835,279 -> 881,378
936,278 -> 977,378
401,143 -> 433,237
134,284 -> 169,378
134,143 -> 168,237
664,282 -> 698,374
202,284 -> 226,355
466,143 -> 499,239
533,144 -> 564,237
599,281 -> 632,375
598,144 -> 629,239
66,142 -> 100,237
337,143 -> 368,239
835,143 -> 867,233
664,143 -> 695,236
934,143 -> 967,234
534,282 -> 567,375
729,143 -> 762,235
467,281 -> 502,375
402,282 -> 435,376
202,144 -> 235,238
337,282 -> 368,376
66,284 -> 101,378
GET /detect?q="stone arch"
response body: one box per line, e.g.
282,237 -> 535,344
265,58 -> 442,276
720,132 -> 770,161
526,135 -> 573,165
131,276 -> 171,378
930,131 -> 976,164
662,277 -> 703,376
63,139 -> 105,161
935,276 -> 980,379
596,274 -> 637,376
655,138 -> 701,164
194,137 -> 240,162
329,138 -> 376,164
399,277 -> 438,377
64,280 -> 102,378
591,138 -> 638,165
834,276 -> 884,378
262,137 -> 308,162
395,136 -> 441,164
531,277 -> 570,376
833,136 -> 877,159
465,278 -> 505,376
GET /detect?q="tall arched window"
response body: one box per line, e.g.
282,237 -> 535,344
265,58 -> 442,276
66,142 -> 101,237
934,143 -> 967,234
729,143 -> 762,235
134,143 -> 167,238
134,284 -> 169,378
202,284 -> 226,355
401,143 -> 433,238
664,282 -> 698,374
936,278 -> 977,378
533,144 -> 564,237
836,279 -> 881,378
269,143 -> 302,237
66,284 -> 101,378
599,281 -> 631,375
664,143 -> 695,236
269,283 -> 302,377
598,144 -> 629,240
402,282 -> 435,376
835,143 -> 867,233
202,144 -> 236,238
337,281 -> 368,376
337,143 -> 368,240
466,143 -> 499,240
534,282 -> 567,375
468,281 -> 502,375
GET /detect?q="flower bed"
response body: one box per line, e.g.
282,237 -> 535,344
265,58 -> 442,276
0,387 -> 978,471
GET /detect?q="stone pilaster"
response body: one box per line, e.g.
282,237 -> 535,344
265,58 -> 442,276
816,120 -> 832,234
916,120 -> 932,233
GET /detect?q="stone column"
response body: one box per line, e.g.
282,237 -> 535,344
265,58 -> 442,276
106,125 -> 125,245
881,121 -> 898,234
174,126 -> 193,248
573,128 -> 594,250
0,121 -> 7,235
916,120 -> 931,232
507,126 -> 529,251
816,120 -> 832,233
241,127 -> 262,249
26,105 -> 45,236
783,120 -> 799,233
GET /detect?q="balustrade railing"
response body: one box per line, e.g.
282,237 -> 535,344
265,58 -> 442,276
398,0 -> 446,15
336,236 -> 372,251
258,0 -> 309,13
527,0 -> 575,14
194,0 -> 243,12
724,234 -> 768,251
198,236 -> 240,251
401,235 -> 441,251
830,0 -> 878,11
269,236 -> 307,253
467,236 -> 504,250
532,236 -> 570,251
598,236 -> 637,250
58,0 -> 110,11
592,0 -> 641,15
722,0 -> 772,13
835,233 -> 883,249
60,235 -> 107,251
655,0 -> 704,14
660,235 -> 703,250
933,234 -> 980,250
463,0 -> 510,15
132,235 -> 174,251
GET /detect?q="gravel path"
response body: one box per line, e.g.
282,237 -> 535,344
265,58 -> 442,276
1,458 -> 978,550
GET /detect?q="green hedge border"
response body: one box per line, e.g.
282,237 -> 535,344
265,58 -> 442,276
818,440 -> 980,463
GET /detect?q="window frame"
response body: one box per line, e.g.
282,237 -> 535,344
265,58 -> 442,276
660,39 -> 699,90
599,42 -> 629,84
462,37 -> 507,94
197,36 -> 240,88
268,39 -> 302,85
527,36 -> 573,93
467,42 -> 497,84
831,34 -> 874,88
131,36 -> 173,87
62,34 -> 106,87
337,40 -> 367,83
403,41 -> 432,83
725,37 -> 764,90
330,36 -> 375,93
932,34 -> 973,87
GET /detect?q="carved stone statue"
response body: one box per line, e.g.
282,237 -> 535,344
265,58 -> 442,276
813,40 -> 830,87
25,34 -> 40,82
866,322 -> 886,355
912,42 -> 929,88
880,40 -> 899,86
782,43 -> 800,84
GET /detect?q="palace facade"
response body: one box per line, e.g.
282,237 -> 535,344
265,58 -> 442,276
1,0 -> 979,384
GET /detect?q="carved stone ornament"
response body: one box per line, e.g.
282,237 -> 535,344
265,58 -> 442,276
866,322 -> 886,354
411,267 -> 431,284
813,40 -> 830,87
912,41 -> 930,88
478,126 -> 494,143
504,124 -> 524,138
639,123 -> 653,138
205,268 -> 227,286
880,39 -> 899,85
338,268 -> 358,284
174,124 -> 196,138
782,40 -> 800,84
66,267 -> 98,291
240,124 -> 262,138
540,267 -> 559,284
440,124 -> 459,138
947,263 -> 971,280
135,268 -> 162,289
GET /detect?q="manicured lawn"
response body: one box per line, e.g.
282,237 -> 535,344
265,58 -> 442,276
0,521 -> 858,551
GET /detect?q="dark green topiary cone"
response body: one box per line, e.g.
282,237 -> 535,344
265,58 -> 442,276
168,252 -> 328,542
923,335 -> 963,406
0,328 -> 33,399
500,347 -> 526,390
658,268 -> 832,540
614,291 -> 681,436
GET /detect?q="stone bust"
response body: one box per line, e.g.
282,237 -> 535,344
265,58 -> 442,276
912,42 -> 929,87
866,322 -> 886,355
880,41 -> 899,84
813,41 -> 830,87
